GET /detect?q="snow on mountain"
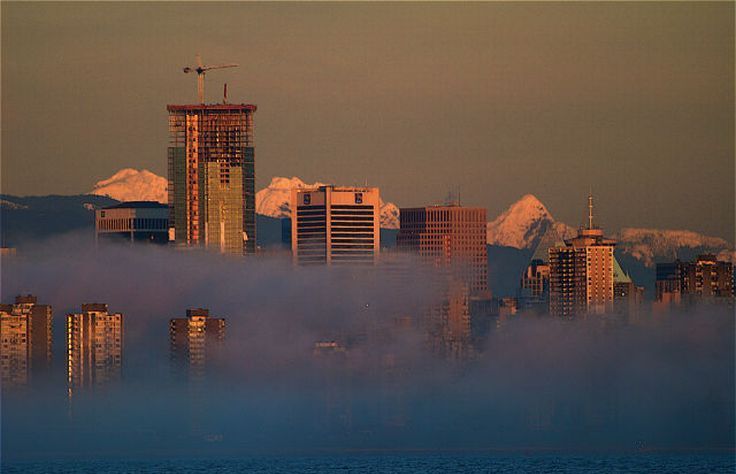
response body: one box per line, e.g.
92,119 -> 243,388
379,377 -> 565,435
615,228 -> 733,267
486,194 -> 575,249
255,176 -> 400,229
255,177 -> 325,218
90,169 -> 168,203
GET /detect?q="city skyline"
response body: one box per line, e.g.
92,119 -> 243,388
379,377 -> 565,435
2,2 -> 733,241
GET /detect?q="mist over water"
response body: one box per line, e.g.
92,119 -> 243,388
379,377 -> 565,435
2,234 -> 734,461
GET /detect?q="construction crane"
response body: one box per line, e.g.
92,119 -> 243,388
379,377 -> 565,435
183,54 -> 238,104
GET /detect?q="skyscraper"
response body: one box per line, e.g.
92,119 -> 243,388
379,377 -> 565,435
549,195 -> 615,318
167,103 -> 256,255
396,205 -> 488,295
170,308 -> 225,380
291,186 -> 381,265
67,304 -> 123,392
0,295 -> 52,387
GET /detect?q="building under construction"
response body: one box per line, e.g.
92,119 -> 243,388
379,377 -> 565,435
167,103 -> 256,255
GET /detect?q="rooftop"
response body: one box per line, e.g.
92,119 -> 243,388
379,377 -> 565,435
104,201 -> 168,210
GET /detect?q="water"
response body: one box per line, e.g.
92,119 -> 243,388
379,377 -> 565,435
3,453 -> 735,473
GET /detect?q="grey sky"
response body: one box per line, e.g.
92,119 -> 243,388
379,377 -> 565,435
2,2 -> 733,240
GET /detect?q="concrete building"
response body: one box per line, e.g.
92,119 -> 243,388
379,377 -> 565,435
167,103 -> 256,255
549,195 -> 615,319
291,186 -> 380,265
95,201 -> 169,245
170,308 -> 225,380
655,255 -> 734,307
397,205 -> 488,295
0,295 -> 52,387
67,304 -> 123,392
612,258 -> 644,324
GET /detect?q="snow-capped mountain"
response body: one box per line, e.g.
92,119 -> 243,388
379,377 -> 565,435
256,176 -> 400,229
486,194 -> 733,267
615,228 -> 733,267
255,176 -> 326,218
90,169 -> 168,203
486,194 -> 575,249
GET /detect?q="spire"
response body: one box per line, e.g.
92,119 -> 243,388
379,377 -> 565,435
587,188 -> 594,230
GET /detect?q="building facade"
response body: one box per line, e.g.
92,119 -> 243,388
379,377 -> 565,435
167,104 -> 256,255
0,295 -> 52,387
291,186 -> 380,265
549,196 -> 615,319
396,205 -> 488,295
67,304 -> 123,392
170,308 -> 225,380
655,255 -> 734,307
95,201 -> 169,245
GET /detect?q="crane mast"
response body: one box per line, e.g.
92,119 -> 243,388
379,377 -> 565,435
183,54 -> 238,104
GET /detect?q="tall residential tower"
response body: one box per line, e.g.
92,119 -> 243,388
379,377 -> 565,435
0,295 -> 52,387
67,304 -> 123,392
549,195 -> 615,318
167,103 -> 256,255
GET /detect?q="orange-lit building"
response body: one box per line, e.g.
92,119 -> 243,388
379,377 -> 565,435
0,295 -> 52,387
655,255 -> 734,308
167,104 -> 257,255
67,304 -> 123,392
170,308 -> 225,379
397,205 -> 488,295
291,186 -> 381,265
549,195 -> 615,319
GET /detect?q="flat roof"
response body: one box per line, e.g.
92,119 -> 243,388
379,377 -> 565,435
104,201 -> 168,210
167,103 -> 257,112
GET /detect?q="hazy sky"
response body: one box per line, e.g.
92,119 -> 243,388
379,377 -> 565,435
2,2 -> 733,240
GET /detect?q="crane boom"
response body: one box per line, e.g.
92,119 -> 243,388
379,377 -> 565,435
182,55 -> 239,104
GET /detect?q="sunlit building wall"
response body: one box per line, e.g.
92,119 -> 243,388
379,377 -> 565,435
67,304 -> 123,392
291,186 -> 380,265
0,295 -> 52,387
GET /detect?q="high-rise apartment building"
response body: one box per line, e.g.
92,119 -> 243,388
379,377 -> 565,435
67,304 -> 123,391
170,308 -> 225,380
397,205 -> 488,295
96,201 -> 169,245
655,255 -> 734,306
549,195 -> 615,318
291,186 -> 380,265
167,103 -> 256,255
0,295 -> 52,387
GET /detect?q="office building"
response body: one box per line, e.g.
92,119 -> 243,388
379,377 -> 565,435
167,103 -> 256,255
95,201 -> 169,245
613,258 -> 644,323
397,205 -> 488,295
170,308 -> 225,379
67,304 -> 123,391
549,195 -> 615,318
0,295 -> 52,387
291,186 -> 380,265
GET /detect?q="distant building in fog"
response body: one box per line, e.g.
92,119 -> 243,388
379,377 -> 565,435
67,304 -> 123,392
519,226 -> 562,313
549,194 -> 615,319
170,308 -> 225,380
0,295 -> 52,387
655,255 -> 734,308
95,201 -> 169,245
612,259 -> 644,323
397,205 -> 488,295
291,186 -> 380,265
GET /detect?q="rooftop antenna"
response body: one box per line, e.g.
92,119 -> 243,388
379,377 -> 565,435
587,187 -> 594,230
183,54 -> 238,104
223,83 -> 228,104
